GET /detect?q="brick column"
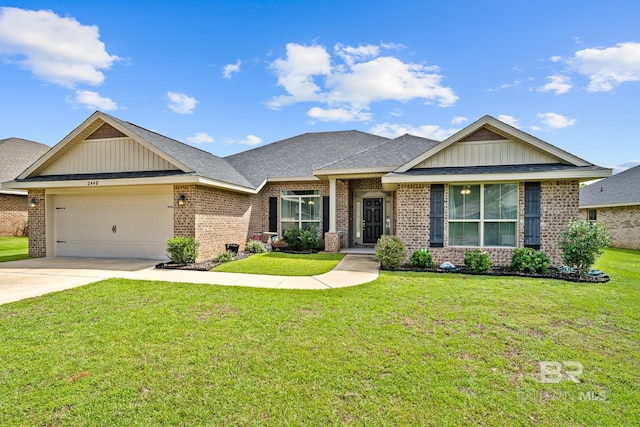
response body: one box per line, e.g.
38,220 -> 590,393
324,232 -> 340,253
28,189 -> 46,257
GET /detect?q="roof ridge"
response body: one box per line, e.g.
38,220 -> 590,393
315,136 -> 394,169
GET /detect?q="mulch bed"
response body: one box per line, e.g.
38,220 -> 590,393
389,265 -> 610,283
156,252 -> 251,271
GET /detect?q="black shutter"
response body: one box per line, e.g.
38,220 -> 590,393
322,196 -> 330,233
430,184 -> 444,247
268,196 -> 278,233
524,182 -> 541,249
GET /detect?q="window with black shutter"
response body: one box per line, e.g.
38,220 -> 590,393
430,184 -> 444,247
524,182 -> 541,249
268,196 -> 278,233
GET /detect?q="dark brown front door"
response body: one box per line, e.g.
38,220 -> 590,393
363,198 -> 383,244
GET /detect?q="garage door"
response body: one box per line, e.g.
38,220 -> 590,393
54,192 -> 173,259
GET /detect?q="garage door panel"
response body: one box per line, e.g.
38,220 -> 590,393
54,192 -> 173,259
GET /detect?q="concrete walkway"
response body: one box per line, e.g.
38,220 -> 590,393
0,255 -> 379,305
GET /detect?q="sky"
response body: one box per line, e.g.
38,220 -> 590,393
1,0 -> 639,173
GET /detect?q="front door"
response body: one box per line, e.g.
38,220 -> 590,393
363,198 -> 383,244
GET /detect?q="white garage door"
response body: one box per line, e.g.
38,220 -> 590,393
54,191 -> 173,259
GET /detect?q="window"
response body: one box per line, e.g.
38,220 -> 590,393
449,183 -> 518,247
280,190 -> 320,233
588,209 -> 597,224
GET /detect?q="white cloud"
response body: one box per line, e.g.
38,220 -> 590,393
237,134 -> 262,146
609,160 -> 640,174
186,132 -> 214,144
0,7 -> 119,88
550,56 -> 562,63
268,42 -> 458,119
167,91 -> 198,114
536,112 -> 577,128
497,115 -> 519,127
451,116 -> 468,125
307,107 -> 372,122
389,108 -> 403,117
222,60 -> 241,79
67,90 -> 117,111
570,42 -> 640,92
370,122 -> 458,141
538,75 -> 572,95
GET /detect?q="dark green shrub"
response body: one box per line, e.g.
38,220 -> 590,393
375,235 -> 406,270
558,220 -> 610,276
410,249 -> 434,268
166,237 -> 199,265
299,228 -> 319,251
215,252 -> 234,263
246,239 -> 267,253
510,248 -> 551,273
283,228 -> 303,251
463,249 -> 493,273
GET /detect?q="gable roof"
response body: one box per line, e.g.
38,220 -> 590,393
580,164 -> 640,208
0,138 -> 49,194
226,130 -> 389,187
313,134 -> 441,175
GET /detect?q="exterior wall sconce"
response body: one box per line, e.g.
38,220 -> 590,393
29,198 -> 39,208
177,195 -> 186,206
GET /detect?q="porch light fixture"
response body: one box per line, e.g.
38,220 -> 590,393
177,195 -> 186,206
460,185 -> 471,195
29,198 -> 39,208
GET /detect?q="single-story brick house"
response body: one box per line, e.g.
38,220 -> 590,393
580,164 -> 640,250
0,138 -> 49,236
2,111 -> 611,264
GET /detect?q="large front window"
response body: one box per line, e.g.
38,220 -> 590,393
280,190 -> 320,233
449,183 -> 517,247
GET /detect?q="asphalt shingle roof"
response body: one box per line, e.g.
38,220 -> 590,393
390,163 -> 603,176
316,134 -> 441,171
580,164 -> 640,207
0,137 -> 49,184
225,130 -> 390,187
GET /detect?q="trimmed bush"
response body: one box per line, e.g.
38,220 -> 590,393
510,248 -> 551,273
166,237 -> 199,265
283,227 -> 319,252
375,235 -> 407,270
463,249 -> 493,273
283,228 -> 303,251
558,220 -> 610,276
246,239 -> 267,253
410,249 -> 434,268
215,252 -> 234,263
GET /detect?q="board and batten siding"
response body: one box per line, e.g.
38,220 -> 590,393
414,139 -> 559,168
41,138 -> 179,175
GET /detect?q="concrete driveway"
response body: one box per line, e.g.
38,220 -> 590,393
0,257 -> 158,305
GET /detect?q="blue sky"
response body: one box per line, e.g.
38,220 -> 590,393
1,1 -> 639,172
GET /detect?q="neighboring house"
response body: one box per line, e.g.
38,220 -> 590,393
579,164 -> 640,250
2,111 -> 611,264
0,138 -> 49,236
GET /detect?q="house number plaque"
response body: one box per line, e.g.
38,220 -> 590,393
87,180 -> 99,186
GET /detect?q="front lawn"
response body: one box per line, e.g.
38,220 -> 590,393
0,236 -> 29,262
211,251 -> 345,275
0,248 -> 638,425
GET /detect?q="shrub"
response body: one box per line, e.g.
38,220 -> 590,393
271,239 -> 288,251
410,249 -> 434,268
283,228 -> 302,251
558,220 -> 610,276
166,237 -> 200,265
463,249 -> 493,273
510,248 -> 551,273
299,228 -> 319,251
374,235 -> 406,270
246,239 -> 267,253
215,252 -> 234,263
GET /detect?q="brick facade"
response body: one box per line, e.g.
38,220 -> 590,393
580,205 -> 640,250
0,194 -> 28,236
27,189 -> 46,257
395,180 -> 579,266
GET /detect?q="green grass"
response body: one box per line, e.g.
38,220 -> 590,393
0,248 -> 638,426
0,236 -> 29,262
212,252 -> 345,276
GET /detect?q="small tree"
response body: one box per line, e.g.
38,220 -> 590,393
374,235 -> 406,270
557,220 -> 610,276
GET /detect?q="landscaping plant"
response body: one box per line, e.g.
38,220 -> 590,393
410,249 -> 434,268
558,220 -> 610,276
463,249 -> 493,273
509,247 -> 551,273
374,235 -> 406,270
283,227 -> 319,252
245,239 -> 267,254
215,252 -> 234,263
166,237 -> 200,265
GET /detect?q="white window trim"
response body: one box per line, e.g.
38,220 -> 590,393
280,191 -> 321,231
448,183 -> 519,248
